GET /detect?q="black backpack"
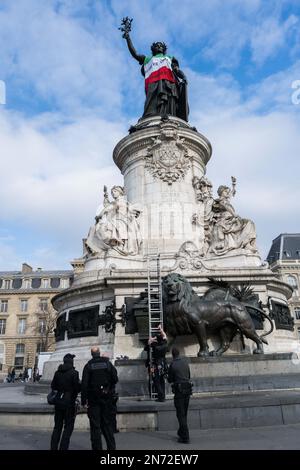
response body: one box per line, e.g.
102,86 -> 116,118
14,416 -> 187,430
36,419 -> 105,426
89,360 -> 112,396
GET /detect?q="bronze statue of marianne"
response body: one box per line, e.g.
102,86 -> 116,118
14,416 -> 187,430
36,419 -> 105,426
119,17 -> 189,122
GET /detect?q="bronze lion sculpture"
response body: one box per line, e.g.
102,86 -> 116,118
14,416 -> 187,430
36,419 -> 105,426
162,273 -> 273,356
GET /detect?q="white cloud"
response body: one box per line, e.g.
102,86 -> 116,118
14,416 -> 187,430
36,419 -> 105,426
0,0 -> 126,117
250,15 -> 298,66
0,109 -> 124,267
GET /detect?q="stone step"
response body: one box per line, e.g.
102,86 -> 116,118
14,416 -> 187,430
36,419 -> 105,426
2,389 -> 300,431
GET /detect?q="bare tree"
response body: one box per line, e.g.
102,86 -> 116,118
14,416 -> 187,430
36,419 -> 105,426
29,304 -> 58,352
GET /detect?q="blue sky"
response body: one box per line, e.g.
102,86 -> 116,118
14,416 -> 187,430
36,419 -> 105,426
0,0 -> 300,270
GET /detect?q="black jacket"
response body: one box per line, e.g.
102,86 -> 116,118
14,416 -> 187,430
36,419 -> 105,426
51,362 -> 81,404
167,356 -> 190,384
144,338 -> 168,367
81,356 -> 118,406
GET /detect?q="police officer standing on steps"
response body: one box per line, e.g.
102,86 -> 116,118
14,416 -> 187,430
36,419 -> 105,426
81,346 -> 118,450
167,347 -> 192,444
145,324 -> 168,402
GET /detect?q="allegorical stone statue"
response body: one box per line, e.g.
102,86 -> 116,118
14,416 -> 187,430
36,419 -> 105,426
85,185 -> 142,256
119,17 -> 189,121
192,176 -> 258,257
192,176 -> 214,255
162,273 -> 273,356
209,178 -> 257,256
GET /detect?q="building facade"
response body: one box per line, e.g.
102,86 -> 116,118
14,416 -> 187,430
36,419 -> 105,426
267,233 -> 300,338
0,263 -> 72,378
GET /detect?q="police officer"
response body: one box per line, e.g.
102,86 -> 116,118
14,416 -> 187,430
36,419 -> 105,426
81,346 -> 118,450
50,353 -> 81,450
145,324 -> 168,402
167,347 -> 192,444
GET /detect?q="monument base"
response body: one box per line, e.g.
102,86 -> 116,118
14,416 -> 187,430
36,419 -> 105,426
115,352 -> 300,397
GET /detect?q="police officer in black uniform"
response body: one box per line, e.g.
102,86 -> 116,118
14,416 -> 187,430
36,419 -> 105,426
145,324 -> 168,402
81,346 -> 118,450
167,347 -> 192,443
50,353 -> 81,450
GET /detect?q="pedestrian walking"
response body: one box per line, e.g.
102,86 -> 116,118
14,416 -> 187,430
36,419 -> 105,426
144,324 -> 168,401
81,346 -> 118,450
33,366 -> 39,383
50,353 -> 80,450
167,347 -> 192,444
10,367 -> 15,383
22,367 -> 29,382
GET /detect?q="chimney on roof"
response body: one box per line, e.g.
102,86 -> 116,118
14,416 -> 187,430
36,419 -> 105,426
22,263 -> 33,274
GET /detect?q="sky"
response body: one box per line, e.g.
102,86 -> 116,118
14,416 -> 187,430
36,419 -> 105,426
0,0 -> 300,270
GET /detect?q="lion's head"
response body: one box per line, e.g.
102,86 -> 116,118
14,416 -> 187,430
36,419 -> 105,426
162,273 -> 195,304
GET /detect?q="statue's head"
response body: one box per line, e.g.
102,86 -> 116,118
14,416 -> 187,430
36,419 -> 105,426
151,41 -> 167,55
217,185 -> 230,197
111,185 -> 124,199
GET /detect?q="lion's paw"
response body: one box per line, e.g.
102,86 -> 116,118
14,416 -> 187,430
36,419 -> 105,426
253,348 -> 263,354
209,350 -> 218,356
197,351 -> 209,357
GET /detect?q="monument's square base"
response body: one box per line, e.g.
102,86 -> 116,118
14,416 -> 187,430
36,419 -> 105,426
115,352 -> 300,397
42,262 -> 297,383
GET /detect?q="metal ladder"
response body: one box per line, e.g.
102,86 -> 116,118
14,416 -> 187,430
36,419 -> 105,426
147,251 -> 164,399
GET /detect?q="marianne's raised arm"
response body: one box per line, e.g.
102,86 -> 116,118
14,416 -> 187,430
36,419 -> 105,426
124,32 -> 145,65
119,17 -> 145,65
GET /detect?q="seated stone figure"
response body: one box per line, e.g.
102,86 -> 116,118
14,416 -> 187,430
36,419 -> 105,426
85,185 -> 142,256
208,182 -> 257,256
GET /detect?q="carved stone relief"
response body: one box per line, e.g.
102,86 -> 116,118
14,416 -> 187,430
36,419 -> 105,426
145,122 -> 191,185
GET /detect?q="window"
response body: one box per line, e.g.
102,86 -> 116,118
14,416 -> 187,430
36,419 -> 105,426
20,299 -> 28,312
295,308 -> 300,320
39,298 -> 48,312
4,280 -> 11,289
14,356 -> 24,368
16,343 -> 25,354
41,279 -> 50,289
23,279 -> 31,289
0,344 -> 4,371
18,318 -> 26,335
287,275 -> 298,289
0,319 -> 6,335
39,319 -> 46,334
60,278 -> 69,289
36,342 -> 45,354
0,300 -> 8,313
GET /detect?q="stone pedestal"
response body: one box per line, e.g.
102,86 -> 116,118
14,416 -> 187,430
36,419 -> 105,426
42,115 -> 298,387
115,352 -> 300,396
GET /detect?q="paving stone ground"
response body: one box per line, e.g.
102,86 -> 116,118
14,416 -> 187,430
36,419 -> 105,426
1,383 -> 300,451
1,423 -> 300,450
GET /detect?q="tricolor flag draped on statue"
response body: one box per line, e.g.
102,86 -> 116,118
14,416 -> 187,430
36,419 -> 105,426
144,54 -> 176,92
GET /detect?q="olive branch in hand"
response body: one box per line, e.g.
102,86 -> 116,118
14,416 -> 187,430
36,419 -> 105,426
119,17 -> 133,38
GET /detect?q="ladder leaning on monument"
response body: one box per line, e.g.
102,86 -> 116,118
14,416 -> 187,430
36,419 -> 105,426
147,251 -> 164,400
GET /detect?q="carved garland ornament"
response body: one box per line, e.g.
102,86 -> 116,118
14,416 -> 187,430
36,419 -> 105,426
145,124 -> 191,185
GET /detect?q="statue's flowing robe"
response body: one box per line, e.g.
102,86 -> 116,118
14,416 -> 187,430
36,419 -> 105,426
141,54 -> 189,121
